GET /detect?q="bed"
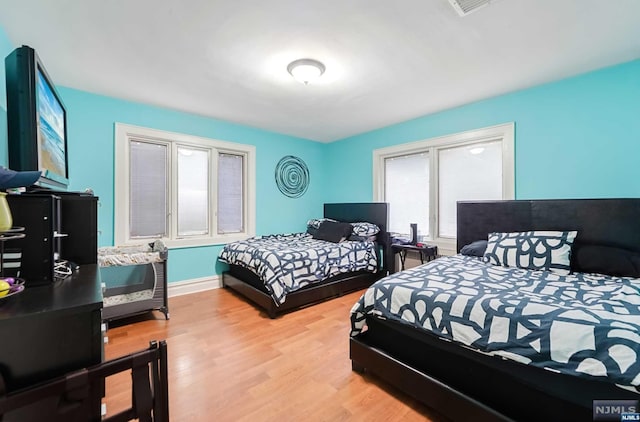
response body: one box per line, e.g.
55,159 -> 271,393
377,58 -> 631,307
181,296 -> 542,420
220,202 -> 391,318
349,199 -> 640,422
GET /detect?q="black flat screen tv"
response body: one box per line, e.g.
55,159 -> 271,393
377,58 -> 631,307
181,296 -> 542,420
5,45 -> 69,189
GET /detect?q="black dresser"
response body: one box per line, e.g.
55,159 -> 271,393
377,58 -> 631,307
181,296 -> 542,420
0,264 -> 103,387
0,192 -> 103,420
0,264 -> 103,420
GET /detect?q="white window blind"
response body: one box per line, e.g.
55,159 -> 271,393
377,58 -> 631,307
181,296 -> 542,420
218,153 -> 244,233
438,140 -> 503,238
130,140 -> 168,238
373,123 -> 514,251
115,123 -> 256,248
384,153 -> 430,237
177,146 -> 210,236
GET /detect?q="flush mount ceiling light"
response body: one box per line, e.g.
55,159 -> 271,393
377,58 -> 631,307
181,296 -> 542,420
287,58 -> 326,85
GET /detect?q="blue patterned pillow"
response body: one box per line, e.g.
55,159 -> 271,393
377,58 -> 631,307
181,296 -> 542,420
351,222 -> 380,237
484,231 -> 577,275
307,218 -> 336,230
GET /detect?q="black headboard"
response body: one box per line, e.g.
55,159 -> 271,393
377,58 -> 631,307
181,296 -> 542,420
324,203 -> 388,234
457,199 -> 640,273
324,202 -> 391,274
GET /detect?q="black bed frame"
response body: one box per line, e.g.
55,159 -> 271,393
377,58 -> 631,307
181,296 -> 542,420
223,202 -> 391,318
350,199 -> 640,422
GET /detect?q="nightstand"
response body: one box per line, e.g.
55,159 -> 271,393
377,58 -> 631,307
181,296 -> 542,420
391,244 -> 438,272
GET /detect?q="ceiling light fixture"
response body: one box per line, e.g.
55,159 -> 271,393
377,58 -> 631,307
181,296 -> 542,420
287,58 -> 326,85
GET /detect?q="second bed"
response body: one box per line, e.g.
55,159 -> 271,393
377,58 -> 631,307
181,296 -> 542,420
220,202 -> 391,318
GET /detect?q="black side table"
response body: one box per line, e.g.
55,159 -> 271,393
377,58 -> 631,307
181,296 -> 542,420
391,244 -> 438,272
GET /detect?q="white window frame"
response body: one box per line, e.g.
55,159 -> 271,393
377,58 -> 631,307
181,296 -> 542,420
373,123 -> 515,254
115,123 -> 256,248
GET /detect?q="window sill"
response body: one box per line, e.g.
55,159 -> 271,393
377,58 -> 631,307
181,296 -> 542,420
122,233 -> 254,250
423,237 -> 457,256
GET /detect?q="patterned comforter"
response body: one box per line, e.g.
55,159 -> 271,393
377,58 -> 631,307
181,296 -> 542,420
219,233 -> 378,306
350,255 -> 640,390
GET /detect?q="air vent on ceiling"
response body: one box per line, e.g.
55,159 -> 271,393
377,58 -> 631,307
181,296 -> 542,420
447,0 -> 492,16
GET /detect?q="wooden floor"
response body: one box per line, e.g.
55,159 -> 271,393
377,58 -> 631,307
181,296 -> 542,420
104,288 -> 446,421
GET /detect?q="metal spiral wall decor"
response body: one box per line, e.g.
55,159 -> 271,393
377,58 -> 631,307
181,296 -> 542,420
275,155 -> 310,198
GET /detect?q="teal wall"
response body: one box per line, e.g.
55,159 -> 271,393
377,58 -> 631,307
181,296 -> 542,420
58,88 -> 326,282
2,20 -> 640,283
326,59 -> 640,202
0,26 -> 13,165
0,26 -> 326,283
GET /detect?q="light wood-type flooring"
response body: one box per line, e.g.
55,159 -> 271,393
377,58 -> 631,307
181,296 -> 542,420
104,287 -> 446,421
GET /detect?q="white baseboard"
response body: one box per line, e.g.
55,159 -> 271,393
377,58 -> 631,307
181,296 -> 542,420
168,275 -> 221,298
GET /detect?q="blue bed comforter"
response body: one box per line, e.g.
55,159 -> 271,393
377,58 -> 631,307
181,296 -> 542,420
351,255 -> 640,390
220,233 -> 377,306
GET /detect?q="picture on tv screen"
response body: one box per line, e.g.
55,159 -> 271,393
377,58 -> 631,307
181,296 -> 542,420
36,67 -> 66,179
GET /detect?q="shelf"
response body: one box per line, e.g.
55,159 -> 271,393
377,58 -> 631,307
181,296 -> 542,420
0,227 -> 25,279
0,227 -> 25,242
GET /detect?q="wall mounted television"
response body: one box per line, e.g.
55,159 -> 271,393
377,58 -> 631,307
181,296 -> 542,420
5,45 -> 69,189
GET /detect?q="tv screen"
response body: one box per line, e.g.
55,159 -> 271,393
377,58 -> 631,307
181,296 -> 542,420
36,67 -> 67,184
5,45 -> 69,189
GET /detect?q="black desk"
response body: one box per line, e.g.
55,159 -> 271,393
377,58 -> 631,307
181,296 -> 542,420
392,244 -> 438,272
0,264 -> 103,421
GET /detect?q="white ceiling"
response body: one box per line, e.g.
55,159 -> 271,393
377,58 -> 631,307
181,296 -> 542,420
1,0 -> 639,142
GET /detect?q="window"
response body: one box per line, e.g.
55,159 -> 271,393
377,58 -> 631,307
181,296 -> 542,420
374,123 -> 514,253
115,123 -> 255,248
384,152 -> 430,236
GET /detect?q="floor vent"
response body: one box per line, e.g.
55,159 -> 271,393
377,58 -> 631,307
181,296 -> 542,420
447,0 -> 493,16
